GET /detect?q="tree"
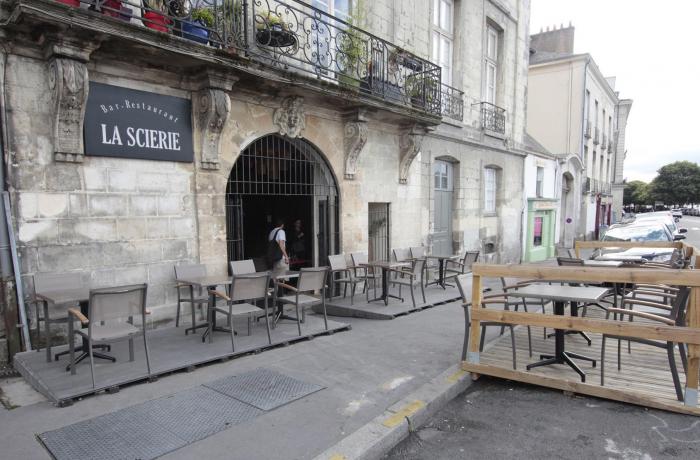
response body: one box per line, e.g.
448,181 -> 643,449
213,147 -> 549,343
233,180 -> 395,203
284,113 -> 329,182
649,161 -> 700,206
623,180 -> 651,206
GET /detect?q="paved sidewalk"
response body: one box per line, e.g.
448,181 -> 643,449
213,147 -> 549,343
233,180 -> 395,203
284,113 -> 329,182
0,276 -> 501,460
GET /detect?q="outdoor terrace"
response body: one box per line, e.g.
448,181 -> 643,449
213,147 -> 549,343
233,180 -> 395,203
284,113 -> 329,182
5,0 -> 464,123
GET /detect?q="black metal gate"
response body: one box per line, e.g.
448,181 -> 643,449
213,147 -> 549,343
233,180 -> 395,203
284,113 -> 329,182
368,203 -> 390,261
226,135 -> 339,266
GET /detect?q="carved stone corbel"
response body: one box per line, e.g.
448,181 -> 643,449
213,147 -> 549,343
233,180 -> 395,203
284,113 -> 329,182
398,125 -> 429,184
198,88 -> 231,170
49,58 -> 89,163
343,110 -> 369,180
273,96 -> 306,138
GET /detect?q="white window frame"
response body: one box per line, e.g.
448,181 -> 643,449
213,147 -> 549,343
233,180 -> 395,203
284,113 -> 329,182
584,90 -> 590,128
431,0 -> 454,86
535,166 -> 544,198
484,167 -> 497,213
434,160 -> 453,191
483,25 -> 499,104
311,0 -> 352,72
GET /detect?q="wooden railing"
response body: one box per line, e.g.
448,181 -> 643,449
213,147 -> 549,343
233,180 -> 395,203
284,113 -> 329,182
573,240 -> 692,259
464,249 -> 700,412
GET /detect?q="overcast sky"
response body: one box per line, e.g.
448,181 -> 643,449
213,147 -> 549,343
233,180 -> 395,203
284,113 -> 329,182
529,0 -> 700,183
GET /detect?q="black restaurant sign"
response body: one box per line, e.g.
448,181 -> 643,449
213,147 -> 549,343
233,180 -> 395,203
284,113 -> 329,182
84,82 -> 193,162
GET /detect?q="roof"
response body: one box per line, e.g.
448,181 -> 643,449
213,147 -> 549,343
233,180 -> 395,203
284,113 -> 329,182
523,133 -> 552,156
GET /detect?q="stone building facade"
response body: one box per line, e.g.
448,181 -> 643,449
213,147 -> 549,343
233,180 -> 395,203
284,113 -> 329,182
527,25 -> 632,242
0,0 -> 531,358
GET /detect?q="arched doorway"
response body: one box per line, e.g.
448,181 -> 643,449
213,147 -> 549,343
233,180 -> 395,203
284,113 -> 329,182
225,135 -> 339,269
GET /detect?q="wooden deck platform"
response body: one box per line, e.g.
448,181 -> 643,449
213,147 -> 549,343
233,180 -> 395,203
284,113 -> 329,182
464,307 -> 700,416
317,284 -> 461,319
14,314 -> 350,406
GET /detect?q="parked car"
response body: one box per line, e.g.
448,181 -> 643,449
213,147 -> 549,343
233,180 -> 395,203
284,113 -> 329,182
633,212 -> 687,238
594,222 -> 677,263
671,209 -> 683,220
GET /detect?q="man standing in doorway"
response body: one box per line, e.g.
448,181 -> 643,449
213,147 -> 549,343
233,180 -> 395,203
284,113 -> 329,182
268,218 -> 289,275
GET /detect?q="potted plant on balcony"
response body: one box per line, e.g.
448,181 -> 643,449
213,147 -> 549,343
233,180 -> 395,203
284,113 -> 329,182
143,0 -> 173,32
255,10 -> 296,48
405,73 -> 439,110
182,5 -> 214,44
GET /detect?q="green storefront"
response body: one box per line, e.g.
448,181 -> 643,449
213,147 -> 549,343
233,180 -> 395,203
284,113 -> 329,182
524,199 -> 557,262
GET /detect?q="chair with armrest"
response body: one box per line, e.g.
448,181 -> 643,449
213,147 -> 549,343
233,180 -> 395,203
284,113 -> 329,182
410,246 -> 438,286
350,252 -> 380,302
67,284 -> 151,389
328,254 -> 364,305
455,275 -> 532,369
276,267 -> 330,334
388,258 -> 426,308
174,264 -> 209,331
31,272 -> 89,363
230,259 -> 256,275
209,272 -> 270,349
601,286 -> 690,401
556,257 -> 614,315
444,250 -> 480,281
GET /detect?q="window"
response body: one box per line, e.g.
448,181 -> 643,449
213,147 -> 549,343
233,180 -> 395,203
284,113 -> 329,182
313,0 -> 350,20
600,154 -> 604,181
594,100 -> 599,133
432,0 -> 453,85
584,145 -> 588,166
434,161 -> 452,190
606,159 -> 611,183
608,115 -> 613,144
533,217 -> 543,246
312,0 -> 351,70
484,168 -> 497,213
592,154 -> 597,181
536,166 -> 544,198
484,25 -> 499,104
584,90 -> 590,128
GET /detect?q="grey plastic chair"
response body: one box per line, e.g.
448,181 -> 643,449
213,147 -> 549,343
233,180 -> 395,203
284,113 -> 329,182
209,272 -> 270,350
174,264 -> 209,331
392,248 -> 411,262
444,251 -> 480,280
410,246 -> 438,286
230,259 -> 256,275
67,284 -> 151,389
30,272 -> 85,363
389,258 -> 426,308
328,254 -> 365,305
455,274 -> 531,369
276,267 -> 329,335
350,252 -> 380,302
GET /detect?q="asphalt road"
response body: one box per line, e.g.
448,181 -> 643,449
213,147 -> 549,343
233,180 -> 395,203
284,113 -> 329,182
679,215 -> 700,248
384,378 -> 700,460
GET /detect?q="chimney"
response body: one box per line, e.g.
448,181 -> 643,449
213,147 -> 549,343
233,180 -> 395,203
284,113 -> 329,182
530,23 -> 575,55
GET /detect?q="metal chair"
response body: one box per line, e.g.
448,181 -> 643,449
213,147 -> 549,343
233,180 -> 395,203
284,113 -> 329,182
29,272 -> 86,363
556,257 -> 613,315
444,250 -> 480,281
276,267 -> 329,335
410,246 -> 438,286
389,258 -> 426,308
328,254 -> 364,305
174,264 -> 209,331
392,248 -> 412,263
67,284 -> 151,389
350,252 -> 380,302
230,259 -> 256,275
209,272 -> 270,350
601,287 -> 690,401
455,274 -> 531,369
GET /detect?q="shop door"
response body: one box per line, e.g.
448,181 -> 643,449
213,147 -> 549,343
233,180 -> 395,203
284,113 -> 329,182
433,160 -> 453,255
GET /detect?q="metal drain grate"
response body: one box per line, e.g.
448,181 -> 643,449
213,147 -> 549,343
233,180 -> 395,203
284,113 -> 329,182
205,367 -> 324,410
39,368 -> 323,460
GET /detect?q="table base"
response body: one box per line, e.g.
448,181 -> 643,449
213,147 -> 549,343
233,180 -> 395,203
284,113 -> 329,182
65,347 -> 116,372
527,352 -> 596,382
547,330 -> 592,346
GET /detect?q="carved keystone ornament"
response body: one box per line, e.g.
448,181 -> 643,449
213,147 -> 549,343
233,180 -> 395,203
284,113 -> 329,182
273,96 -> 306,138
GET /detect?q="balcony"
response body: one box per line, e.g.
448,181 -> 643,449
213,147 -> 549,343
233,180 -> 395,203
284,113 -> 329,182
583,177 -> 612,195
593,127 -> 600,145
440,84 -> 464,121
584,121 -> 591,139
477,102 -> 506,134
10,0 -> 444,120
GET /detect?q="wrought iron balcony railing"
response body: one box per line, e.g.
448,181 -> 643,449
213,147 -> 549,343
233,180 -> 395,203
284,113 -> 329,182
593,126 -> 600,145
440,84 -> 464,121
583,177 -> 612,195
477,102 -> 506,134
54,0 -> 442,117
584,120 -> 591,139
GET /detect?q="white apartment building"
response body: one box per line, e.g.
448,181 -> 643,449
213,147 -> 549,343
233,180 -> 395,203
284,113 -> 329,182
526,25 -> 632,243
